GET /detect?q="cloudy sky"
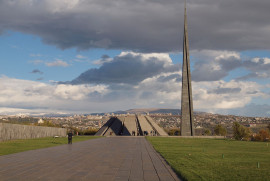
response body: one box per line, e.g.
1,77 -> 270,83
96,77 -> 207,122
0,0 -> 270,116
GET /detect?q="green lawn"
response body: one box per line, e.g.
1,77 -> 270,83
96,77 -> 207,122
0,136 -> 101,156
147,137 -> 270,181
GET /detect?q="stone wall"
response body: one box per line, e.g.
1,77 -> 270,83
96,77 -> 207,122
0,123 -> 67,142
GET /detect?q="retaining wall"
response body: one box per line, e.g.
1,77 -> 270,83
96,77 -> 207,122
165,136 -> 225,138
0,123 -> 67,142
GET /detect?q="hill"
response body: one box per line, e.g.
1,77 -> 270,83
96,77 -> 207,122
113,108 -> 205,115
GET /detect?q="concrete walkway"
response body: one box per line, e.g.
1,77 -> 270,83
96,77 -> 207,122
0,137 -> 180,181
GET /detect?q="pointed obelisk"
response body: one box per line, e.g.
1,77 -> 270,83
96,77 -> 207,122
181,1 -> 195,136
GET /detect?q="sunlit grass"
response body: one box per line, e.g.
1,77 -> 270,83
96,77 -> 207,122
0,136 -> 101,156
147,137 -> 270,181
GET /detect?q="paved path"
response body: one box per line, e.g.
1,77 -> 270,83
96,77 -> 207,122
0,137 -> 180,181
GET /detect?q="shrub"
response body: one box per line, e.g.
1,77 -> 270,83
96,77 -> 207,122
166,128 -> 181,136
253,129 -> 270,142
67,127 -> 98,135
82,128 -> 99,135
35,120 -> 61,128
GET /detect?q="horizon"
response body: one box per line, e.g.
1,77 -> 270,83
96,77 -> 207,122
0,107 -> 269,119
1,0 -> 270,117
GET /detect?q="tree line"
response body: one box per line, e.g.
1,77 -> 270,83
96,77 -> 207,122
166,123 -> 270,141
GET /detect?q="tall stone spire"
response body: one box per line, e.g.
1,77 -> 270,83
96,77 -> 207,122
181,0 -> 195,136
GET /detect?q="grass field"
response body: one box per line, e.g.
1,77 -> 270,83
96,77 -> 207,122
147,137 -> 270,181
0,136 -> 101,156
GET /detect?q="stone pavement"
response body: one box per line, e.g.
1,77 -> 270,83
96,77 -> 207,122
0,137 -> 180,181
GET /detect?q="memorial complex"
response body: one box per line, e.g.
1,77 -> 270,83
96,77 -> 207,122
95,115 -> 168,136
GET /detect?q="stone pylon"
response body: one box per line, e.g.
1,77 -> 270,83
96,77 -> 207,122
181,1 -> 195,136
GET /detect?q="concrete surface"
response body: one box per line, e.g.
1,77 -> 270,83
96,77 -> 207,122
0,137 -> 180,181
96,116 -> 168,137
137,116 -> 154,136
145,116 -> 168,136
181,3 -> 195,136
122,116 -> 138,136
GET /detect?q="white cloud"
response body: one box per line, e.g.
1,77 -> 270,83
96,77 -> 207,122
93,57 -> 113,65
250,57 -> 270,64
53,84 -> 108,100
0,76 -> 109,114
264,57 -> 270,64
251,57 -> 260,63
29,60 -> 44,65
215,52 -> 240,61
2,49 -> 270,116
0,72 -> 268,116
29,59 -> 70,67
133,73 -> 266,112
45,59 -> 70,67
193,80 -> 264,110
119,52 -> 172,65
76,54 -> 86,59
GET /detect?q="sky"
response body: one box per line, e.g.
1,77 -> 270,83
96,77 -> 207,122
0,0 -> 270,117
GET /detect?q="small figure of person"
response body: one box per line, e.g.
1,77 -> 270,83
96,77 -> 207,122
68,132 -> 73,144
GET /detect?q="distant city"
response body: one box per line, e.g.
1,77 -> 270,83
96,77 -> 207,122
1,108 -> 269,137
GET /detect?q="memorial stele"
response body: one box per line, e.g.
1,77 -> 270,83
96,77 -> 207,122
181,1 -> 195,136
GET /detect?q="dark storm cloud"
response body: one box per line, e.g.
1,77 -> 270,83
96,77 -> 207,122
236,58 -> 270,80
93,54 -> 112,65
246,91 -> 258,95
243,58 -> 270,72
218,56 -> 242,72
30,69 -> 43,74
208,87 -> 241,94
0,0 -> 270,52
192,63 -> 228,81
192,55 -> 270,82
190,55 -> 270,81
192,54 -> 241,81
69,52 -> 178,84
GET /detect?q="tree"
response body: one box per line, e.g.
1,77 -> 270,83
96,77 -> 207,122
267,123 -> 270,132
233,122 -> 251,140
214,124 -> 227,136
204,129 -> 211,136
